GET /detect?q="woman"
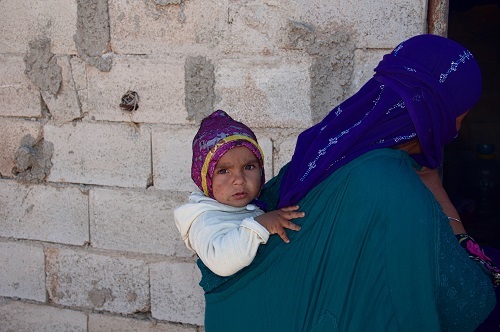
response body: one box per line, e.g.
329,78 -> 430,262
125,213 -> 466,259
197,34 -> 496,331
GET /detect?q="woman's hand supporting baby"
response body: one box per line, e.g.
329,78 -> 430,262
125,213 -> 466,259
255,205 -> 304,243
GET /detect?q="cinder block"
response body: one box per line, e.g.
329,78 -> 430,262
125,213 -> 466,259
150,261 -> 204,326
152,127 -> 198,192
0,299 -> 87,332
42,56 -> 82,123
89,313 -> 197,332
0,180 -> 89,245
0,55 -> 41,118
0,0 -> 77,54
46,248 -> 149,314
70,57 -> 89,115
290,0 -> 425,48
109,0 -> 227,54
86,56 -> 186,124
45,122 -> 151,188
251,132 -> 273,179
0,118 -> 41,177
350,49 -> 388,95
0,242 -> 46,302
214,57 -> 313,129
275,135 -> 298,176
90,187 -> 192,257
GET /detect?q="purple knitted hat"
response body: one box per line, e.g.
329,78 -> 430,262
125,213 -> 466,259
191,110 -> 265,198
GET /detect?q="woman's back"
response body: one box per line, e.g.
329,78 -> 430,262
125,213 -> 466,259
202,149 -> 495,331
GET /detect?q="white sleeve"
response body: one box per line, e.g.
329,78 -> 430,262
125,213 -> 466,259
189,214 -> 270,277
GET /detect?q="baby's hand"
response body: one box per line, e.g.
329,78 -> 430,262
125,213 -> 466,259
255,205 -> 304,243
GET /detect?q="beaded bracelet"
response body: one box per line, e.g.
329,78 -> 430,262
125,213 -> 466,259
448,216 -> 462,223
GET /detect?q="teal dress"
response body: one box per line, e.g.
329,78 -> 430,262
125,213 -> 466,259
201,149 -> 495,331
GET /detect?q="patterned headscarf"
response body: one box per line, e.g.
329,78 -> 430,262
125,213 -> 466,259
191,110 -> 265,198
279,34 -> 482,207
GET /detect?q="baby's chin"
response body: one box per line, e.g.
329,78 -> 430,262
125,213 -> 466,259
226,196 -> 257,208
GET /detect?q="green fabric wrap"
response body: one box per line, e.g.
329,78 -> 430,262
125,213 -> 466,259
201,149 -> 495,331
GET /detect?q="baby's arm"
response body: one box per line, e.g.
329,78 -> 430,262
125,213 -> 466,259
254,205 -> 304,243
189,213 -> 271,276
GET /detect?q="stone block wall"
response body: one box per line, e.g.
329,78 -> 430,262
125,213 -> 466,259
0,0 -> 427,330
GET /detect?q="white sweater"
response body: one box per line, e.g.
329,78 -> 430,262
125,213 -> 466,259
174,192 -> 270,277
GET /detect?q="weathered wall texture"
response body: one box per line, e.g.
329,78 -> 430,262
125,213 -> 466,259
0,0 -> 428,330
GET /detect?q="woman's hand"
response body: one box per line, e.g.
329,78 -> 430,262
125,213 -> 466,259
255,205 -> 304,243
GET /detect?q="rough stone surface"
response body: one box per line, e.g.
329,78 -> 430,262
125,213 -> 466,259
41,56 -> 82,123
222,2 -> 289,54
0,180 -> 89,245
151,261 -> 204,326
108,0 -> 227,54
289,0 -> 426,48
154,0 -> 183,5
0,55 -> 42,118
0,242 -> 46,302
214,57 -> 312,129
24,38 -> 62,96
89,313 -> 197,332
279,20 -> 357,122
0,299 -> 87,332
350,49 -> 388,94
151,127 -> 198,192
45,122 -> 151,188
89,187 -> 192,257
257,134 -> 274,178
46,248 -> 149,314
86,56 -> 186,124
275,135 -> 299,175
74,0 -> 112,71
12,134 -> 54,183
0,0 -> 78,54
70,57 -> 90,113
307,28 -> 355,123
185,56 -> 215,124
0,119 -> 41,177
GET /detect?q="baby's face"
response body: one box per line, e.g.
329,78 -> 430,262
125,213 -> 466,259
212,146 -> 262,207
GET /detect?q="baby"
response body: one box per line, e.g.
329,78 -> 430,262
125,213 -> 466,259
174,110 -> 304,277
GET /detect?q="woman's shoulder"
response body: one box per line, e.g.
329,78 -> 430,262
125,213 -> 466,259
334,148 -> 430,202
352,148 -> 415,177
353,148 -> 411,166
347,148 -> 416,180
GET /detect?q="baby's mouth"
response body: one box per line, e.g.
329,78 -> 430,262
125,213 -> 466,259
233,192 -> 247,199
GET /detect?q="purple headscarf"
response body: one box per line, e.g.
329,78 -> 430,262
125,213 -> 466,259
278,34 -> 482,208
191,110 -> 265,198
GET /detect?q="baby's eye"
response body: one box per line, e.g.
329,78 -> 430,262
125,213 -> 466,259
217,169 -> 229,174
244,165 -> 256,170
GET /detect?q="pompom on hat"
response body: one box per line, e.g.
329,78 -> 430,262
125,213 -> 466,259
191,110 -> 265,198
